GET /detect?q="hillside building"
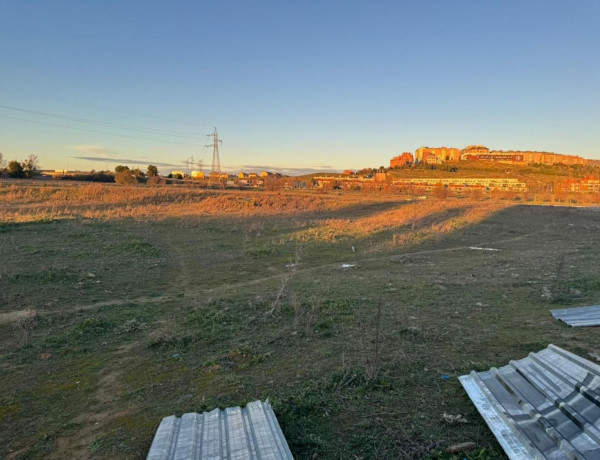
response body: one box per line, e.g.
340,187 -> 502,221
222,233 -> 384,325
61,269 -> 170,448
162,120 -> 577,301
415,147 -> 461,164
390,152 -> 414,168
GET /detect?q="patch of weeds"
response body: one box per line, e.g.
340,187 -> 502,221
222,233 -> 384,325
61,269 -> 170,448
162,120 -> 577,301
0,404 -> 22,421
397,327 -> 424,341
322,298 -> 353,314
148,334 -> 194,350
27,431 -> 56,457
97,413 -> 160,456
315,320 -> 333,337
117,239 -> 160,257
205,345 -> 269,370
115,318 -> 147,335
42,334 -> 70,348
148,334 -> 193,349
11,314 -> 43,345
185,305 -> 244,344
11,267 -> 79,284
74,317 -> 115,337
88,438 -> 105,454
274,367 -> 394,458
244,245 -> 276,258
34,316 -> 115,354
513,341 -> 548,356
274,391 -> 333,457
429,446 -> 505,459
569,277 -> 600,293
0,220 -> 56,233
550,274 -> 600,304
348,424 -> 443,459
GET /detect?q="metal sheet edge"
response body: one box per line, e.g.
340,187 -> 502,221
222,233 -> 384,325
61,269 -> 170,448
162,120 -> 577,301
458,374 -> 541,460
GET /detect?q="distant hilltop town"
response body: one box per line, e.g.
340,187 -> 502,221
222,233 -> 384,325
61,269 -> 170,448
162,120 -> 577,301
390,145 -> 589,167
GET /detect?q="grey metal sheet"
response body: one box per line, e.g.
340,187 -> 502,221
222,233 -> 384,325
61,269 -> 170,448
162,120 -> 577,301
551,305 -> 600,327
459,344 -> 600,460
147,400 -> 293,460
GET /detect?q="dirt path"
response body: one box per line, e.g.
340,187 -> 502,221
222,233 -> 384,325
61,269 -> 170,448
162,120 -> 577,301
53,343 -> 135,459
0,226 -> 546,325
0,297 -> 169,325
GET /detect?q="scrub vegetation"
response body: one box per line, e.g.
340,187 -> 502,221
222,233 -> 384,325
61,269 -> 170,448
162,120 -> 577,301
2,180 -> 600,459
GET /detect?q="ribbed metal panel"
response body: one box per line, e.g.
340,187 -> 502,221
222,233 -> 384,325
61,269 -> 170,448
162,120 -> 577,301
459,344 -> 600,460
147,400 -> 293,460
551,305 -> 600,327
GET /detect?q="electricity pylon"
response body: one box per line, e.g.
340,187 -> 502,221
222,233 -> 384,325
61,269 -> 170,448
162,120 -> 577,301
206,127 -> 222,175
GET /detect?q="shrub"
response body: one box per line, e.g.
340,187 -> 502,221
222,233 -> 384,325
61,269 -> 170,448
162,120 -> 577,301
114,171 -> 137,184
146,176 -> 164,185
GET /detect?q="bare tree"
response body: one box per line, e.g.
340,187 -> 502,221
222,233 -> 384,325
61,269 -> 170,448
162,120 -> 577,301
21,154 -> 40,178
0,151 -> 6,170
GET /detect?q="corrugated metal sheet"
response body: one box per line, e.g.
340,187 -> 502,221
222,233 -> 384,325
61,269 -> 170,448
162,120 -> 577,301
147,400 -> 293,460
551,305 -> 600,327
459,344 -> 600,460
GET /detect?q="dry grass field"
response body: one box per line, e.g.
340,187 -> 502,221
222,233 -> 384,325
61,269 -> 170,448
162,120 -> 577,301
2,180 -> 600,459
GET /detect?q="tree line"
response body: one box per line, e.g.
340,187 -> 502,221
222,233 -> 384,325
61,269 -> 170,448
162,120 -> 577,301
0,152 -> 40,178
113,164 -> 159,184
0,152 -> 161,183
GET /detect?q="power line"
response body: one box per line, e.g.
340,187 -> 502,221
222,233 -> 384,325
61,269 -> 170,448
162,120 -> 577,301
0,114 -> 204,147
0,104 -> 201,139
0,86 -> 208,127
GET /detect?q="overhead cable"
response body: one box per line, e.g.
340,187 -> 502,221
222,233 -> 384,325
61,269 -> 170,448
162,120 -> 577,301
0,104 -> 201,139
0,114 -> 204,147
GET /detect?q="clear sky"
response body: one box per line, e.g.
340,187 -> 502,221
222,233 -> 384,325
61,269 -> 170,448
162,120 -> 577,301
0,1 -> 598,174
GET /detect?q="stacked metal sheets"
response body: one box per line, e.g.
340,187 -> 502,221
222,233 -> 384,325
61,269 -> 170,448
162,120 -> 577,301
551,305 -> 600,327
147,400 -> 293,460
460,344 -> 600,459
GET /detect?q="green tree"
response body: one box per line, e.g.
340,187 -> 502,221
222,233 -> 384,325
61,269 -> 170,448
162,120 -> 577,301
115,165 -> 130,173
7,161 -> 25,178
21,154 -> 40,178
147,165 -> 158,177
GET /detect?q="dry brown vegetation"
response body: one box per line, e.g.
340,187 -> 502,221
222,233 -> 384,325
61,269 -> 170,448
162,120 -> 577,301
294,200 -> 510,244
0,181 -> 369,222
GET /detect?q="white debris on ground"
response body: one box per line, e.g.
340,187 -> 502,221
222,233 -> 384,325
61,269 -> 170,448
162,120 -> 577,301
468,247 -> 500,251
442,412 -> 468,424
541,286 -> 553,300
340,264 -> 356,269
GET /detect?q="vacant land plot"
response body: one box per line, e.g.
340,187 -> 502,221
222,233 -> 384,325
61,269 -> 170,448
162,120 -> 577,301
1,181 -> 600,459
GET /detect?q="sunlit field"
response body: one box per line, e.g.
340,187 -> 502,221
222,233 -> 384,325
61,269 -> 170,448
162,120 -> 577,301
2,181 -> 600,459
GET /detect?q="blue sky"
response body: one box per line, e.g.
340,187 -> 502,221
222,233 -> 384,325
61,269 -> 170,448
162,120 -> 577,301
0,1 -> 598,174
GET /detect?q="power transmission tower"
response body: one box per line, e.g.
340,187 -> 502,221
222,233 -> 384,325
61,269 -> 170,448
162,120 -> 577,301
206,127 -> 222,175
184,154 -> 196,176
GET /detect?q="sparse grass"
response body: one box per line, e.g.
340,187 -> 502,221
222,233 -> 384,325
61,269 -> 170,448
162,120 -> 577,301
2,183 -> 600,458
